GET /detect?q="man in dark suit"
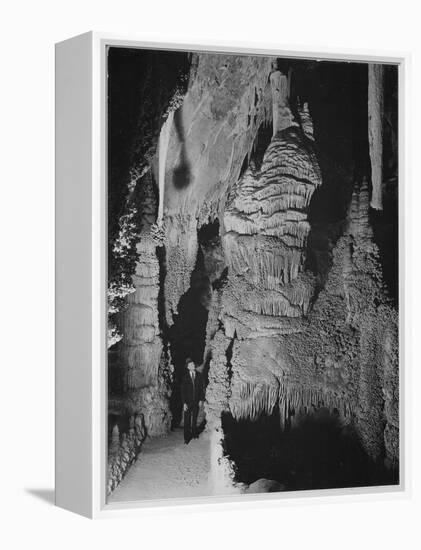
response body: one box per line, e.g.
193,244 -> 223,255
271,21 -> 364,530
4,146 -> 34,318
181,359 -> 204,444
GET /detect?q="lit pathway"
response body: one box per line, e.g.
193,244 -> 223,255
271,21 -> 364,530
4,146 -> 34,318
108,429 -> 212,502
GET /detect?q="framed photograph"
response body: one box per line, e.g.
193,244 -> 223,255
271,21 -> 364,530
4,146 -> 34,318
55,32 -> 406,518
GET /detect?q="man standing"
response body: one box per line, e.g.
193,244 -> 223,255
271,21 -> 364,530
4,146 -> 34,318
181,359 -> 204,444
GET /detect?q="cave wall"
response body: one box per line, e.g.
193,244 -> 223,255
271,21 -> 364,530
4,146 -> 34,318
197,60 -> 397,482
107,174 -> 172,493
107,47 -> 191,346
158,53 -> 276,321
213,180 -> 398,466
107,413 -> 146,494
111,175 -> 172,436
107,51 -> 399,493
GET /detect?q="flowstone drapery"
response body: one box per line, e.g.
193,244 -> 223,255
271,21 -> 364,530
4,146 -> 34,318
108,52 -> 399,495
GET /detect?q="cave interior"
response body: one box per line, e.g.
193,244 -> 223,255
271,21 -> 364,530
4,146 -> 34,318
107,48 -> 399,497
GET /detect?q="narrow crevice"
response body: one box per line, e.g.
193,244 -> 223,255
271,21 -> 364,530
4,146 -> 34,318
250,121 -> 273,170
168,248 -> 210,427
168,218 -> 224,428
225,335 -> 235,386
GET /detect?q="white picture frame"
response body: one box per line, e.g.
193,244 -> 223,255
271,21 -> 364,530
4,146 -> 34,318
55,31 -> 409,519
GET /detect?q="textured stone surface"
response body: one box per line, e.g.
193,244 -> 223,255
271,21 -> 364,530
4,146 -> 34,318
108,54 -> 399,494
206,180 -> 398,466
158,53 -> 275,319
107,414 -> 146,495
110,174 -> 172,440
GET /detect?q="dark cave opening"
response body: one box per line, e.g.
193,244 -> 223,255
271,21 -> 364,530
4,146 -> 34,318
168,219 -> 222,428
222,407 -> 397,491
168,248 -> 210,428
291,60 -> 398,302
293,62 -> 369,291
198,218 -> 220,243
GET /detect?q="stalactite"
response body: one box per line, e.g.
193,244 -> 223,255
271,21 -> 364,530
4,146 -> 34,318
230,380 -> 280,421
223,127 -> 321,294
348,178 -> 373,240
368,64 -> 384,211
229,377 -> 354,426
157,110 -> 175,224
108,51 -> 399,495
277,382 -> 354,428
270,70 -> 298,135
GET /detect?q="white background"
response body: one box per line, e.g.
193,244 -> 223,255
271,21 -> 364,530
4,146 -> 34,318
1,0 -> 420,548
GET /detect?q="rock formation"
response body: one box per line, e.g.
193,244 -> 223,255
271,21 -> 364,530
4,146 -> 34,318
368,64 -> 384,211
107,51 -> 399,495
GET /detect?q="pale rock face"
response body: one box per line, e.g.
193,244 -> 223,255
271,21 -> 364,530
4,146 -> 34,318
209,180 -> 398,466
270,70 -> 297,134
223,127 -> 321,289
210,89 -> 323,426
158,54 -> 276,320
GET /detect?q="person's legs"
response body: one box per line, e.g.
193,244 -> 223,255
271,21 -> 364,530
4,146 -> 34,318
184,408 -> 192,443
192,404 -> 199,438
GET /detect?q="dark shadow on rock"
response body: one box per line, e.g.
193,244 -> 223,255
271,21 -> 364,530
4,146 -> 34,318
172,109 -> 192,189
168,247 -> 210,428
25,488 -> 55,505
296,61 -> 369,302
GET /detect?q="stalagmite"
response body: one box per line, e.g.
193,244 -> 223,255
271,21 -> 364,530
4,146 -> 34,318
109,424 -> 120,455
368,64 -> 384,210
299,102 -> 315,141
223,126 -> 321,290
114,174 -> 171,441
209,426 -> 240,495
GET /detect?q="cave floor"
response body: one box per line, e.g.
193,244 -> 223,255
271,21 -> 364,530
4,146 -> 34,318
108,429 -> 212,502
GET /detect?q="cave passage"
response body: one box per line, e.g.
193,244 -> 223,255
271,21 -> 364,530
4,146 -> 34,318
222,408 -> 397,491
168,220 -> 222,428
168,248 -> 209,427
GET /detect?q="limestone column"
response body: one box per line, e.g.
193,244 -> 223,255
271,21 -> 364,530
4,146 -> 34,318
368,64 -> 384,211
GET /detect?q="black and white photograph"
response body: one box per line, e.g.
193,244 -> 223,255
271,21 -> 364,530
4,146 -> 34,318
106,47 -> 399,502
6,0 -> 421,544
